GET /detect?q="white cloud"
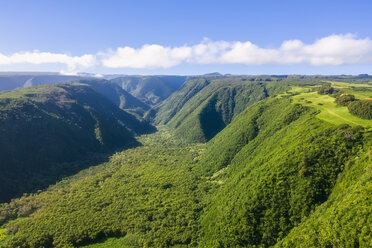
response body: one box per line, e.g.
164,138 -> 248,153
302,34 -> 372,65
101,45 -> 191,69
0,51 -> 96,72
101,34 -> 372,68
1,34 -> 372,71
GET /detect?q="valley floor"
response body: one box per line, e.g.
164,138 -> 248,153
0,128 -> 208,248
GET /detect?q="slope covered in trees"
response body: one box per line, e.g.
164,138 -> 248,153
0,83 -> 155,202
110,76 -> 187,105
155,77 -> 288,143
0,131 -> 205,247
67,79 -> 151,118
197,98 -> 368,247
348,99 -> 372,119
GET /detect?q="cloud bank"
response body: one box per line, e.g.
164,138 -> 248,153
0,51 -> 96,72
102,34 -> 372,68
1,34 -> 372,72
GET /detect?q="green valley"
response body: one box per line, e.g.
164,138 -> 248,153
0,82 -> 155,202
0,75 -> 371,248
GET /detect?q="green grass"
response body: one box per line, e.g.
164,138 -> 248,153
80,237 -> 138,248
292,92 -> 372,128
328,81 -> 372,88
328,81 -> 372,99
278,84 -> 372,129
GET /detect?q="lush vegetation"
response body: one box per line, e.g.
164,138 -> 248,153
0,131 -> 205,247
197,98 -> 367,247
71,79 -> 151,118
0,76 -> 371,247
0,83 -> 155,202
335,93 -> 356,106
110,76 -> 187,105
348,99 -> 372,119
314,84 -> 338,95
289,87 -> 372,128
155,77 -> 289,143
276,138 -> 372,247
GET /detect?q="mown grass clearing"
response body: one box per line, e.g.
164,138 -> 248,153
291,91 -> 372,128
80,236 -> 139,248
327,81 -> 372,99
277,83 -> 372,128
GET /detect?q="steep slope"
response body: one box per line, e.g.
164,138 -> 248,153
0,83 -> 155,202
154,78 -> 211,124
110,76 -> 187,105
155,77 -> 288,143
197,98 -> 370,247
67,79 -> 151,118
276,140 -> 371,247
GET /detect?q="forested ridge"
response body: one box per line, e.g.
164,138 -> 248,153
0,82 -> 155,203
0,76 -> 371,247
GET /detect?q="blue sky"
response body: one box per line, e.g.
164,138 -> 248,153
0,0 -> 372,75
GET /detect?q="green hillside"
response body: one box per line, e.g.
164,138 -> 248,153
0,77 -> 371,248
110,76 -> 187,105
68,79 -> 151,118
155,77 -> 288,143
197,98 -> 369,247
0,83 -> 155,202
154,78 -> 211,125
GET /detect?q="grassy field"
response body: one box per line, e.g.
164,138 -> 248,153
80,237 -> 138,248
328,81 -> 372,99
277,84 -> 372,129
292,92 -> 372,128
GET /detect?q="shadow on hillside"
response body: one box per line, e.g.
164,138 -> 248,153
0,140 -> 147,204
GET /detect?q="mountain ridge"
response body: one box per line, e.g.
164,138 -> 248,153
0,82 -> 155,202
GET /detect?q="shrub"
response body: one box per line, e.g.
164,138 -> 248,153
348,100 -> 372,119
314,85 -> 338,95
335,94 -> 356,106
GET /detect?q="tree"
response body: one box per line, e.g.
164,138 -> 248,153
335,94 -> 355,106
